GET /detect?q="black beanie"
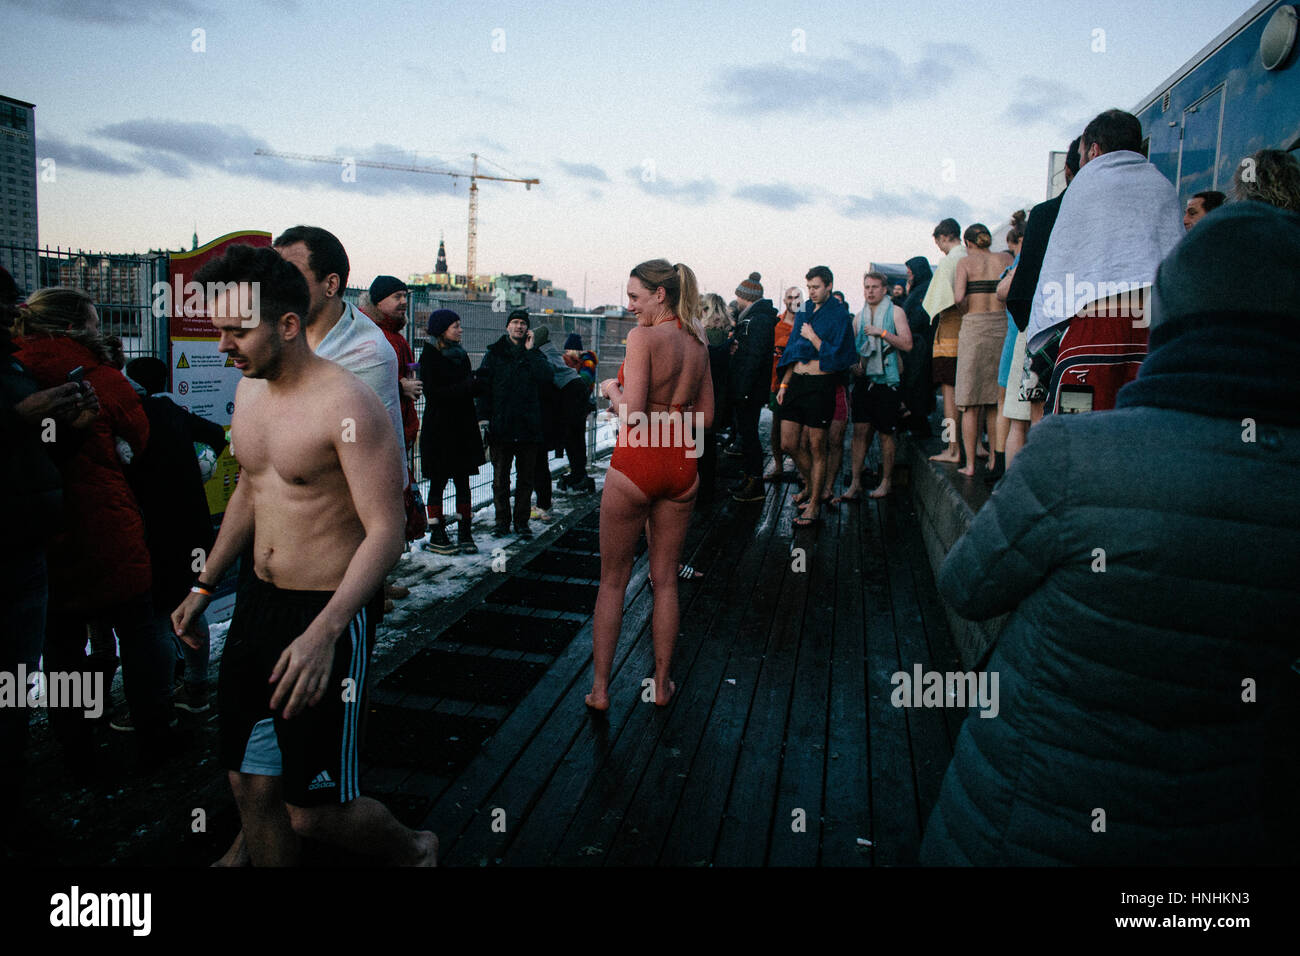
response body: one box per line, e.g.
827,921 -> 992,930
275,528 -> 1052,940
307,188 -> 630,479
369,275 -> 408,305
428,308 -> 460,338
563,333 -> 583,350
508,308 -> 530,329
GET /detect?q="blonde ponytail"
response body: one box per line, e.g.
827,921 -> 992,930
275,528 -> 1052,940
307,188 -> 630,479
673,262 -> 705,345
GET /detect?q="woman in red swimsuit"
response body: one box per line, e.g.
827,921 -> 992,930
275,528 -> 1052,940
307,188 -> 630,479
586,259 -> 714,712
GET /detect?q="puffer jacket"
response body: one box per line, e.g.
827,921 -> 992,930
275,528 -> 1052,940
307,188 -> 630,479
13,334 -> 152,611
474,334 -> 553,445
920,408 -> 1300,865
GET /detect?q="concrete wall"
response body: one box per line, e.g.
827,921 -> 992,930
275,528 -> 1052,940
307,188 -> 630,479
901,438 -> 1007,669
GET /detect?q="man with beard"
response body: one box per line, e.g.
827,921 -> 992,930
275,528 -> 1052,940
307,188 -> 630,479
364,276 -> 422,456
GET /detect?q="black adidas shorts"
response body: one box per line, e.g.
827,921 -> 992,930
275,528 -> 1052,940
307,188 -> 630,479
218,575 -> 381,807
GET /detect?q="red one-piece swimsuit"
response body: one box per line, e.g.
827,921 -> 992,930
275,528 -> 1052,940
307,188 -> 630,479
609,324 -> 699,500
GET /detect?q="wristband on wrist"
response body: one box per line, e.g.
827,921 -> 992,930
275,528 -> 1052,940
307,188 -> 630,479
191,582 -> 215,597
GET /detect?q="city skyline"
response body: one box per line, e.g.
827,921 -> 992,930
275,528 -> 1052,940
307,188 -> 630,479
0,0 -> 1255,310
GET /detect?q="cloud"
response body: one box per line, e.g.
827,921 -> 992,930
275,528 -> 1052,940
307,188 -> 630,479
35,134 -> 142,175
733,182 -> 812,209
1003,77 -> 1087,128
624,167 -> 718,203
0,0 -> 201,23
714,42 -> 979,115
841,189 -> 973,224
92,120 -> 463,195
558,161 -> 610,182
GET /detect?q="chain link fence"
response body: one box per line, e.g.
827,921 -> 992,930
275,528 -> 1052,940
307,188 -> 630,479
344,287 -> 633,515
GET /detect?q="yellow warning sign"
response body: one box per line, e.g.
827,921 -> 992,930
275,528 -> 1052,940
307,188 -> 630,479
176,353 -> 190,369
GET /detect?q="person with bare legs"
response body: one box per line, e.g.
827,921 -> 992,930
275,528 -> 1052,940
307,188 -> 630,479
924,218 -> 967,463
775,266 -> 856,527
764,287 -> 801,480
987,224 -> 1024,482
837,271 -> 912,501
171,245 -> 436,866
953,223 -> 1012,478
587,260 -> 713,713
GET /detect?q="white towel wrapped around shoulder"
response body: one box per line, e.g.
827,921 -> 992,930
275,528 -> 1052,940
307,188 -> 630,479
922,245 -> 967,322
1026,150 -> 1184,352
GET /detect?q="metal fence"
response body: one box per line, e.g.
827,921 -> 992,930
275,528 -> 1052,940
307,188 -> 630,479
1,243 -> 168,364
344,286 -> 633,515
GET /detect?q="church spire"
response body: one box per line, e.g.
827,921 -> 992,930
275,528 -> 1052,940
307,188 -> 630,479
435,235 -> 449,275
191,224 -> 198,250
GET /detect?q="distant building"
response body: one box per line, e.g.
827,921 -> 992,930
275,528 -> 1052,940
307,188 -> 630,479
407,236 -> 573,311
0,94 -> 38,294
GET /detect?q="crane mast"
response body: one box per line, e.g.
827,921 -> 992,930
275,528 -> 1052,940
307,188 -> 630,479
253,148 -> 538,298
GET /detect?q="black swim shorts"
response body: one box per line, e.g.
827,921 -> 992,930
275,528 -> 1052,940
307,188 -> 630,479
779,373 -> 836,429
218,574 -> 381,807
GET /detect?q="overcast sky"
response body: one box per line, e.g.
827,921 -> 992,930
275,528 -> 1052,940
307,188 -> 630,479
1,0 -> 1253,310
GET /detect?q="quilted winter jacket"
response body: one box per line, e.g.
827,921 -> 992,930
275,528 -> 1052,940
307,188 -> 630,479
919,407 -> 1300,865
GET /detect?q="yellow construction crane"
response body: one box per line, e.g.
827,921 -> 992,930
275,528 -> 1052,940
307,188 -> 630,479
253,148 -> 539,298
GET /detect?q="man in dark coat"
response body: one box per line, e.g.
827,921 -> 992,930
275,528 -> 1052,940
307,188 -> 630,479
898,255 -> 934,436
919,202 -> 1300,865
124,356 -> 227,713
728,272 -> 778,502
1005,137 -> 1081,410
475,308 -> 553,537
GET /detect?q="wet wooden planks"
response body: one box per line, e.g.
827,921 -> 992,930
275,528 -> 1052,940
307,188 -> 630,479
417,465 -> 963,866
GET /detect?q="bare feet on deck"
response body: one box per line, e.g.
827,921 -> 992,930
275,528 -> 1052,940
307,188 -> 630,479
957,464 -> 977,477
929,448 -> 961,463
868,481 -> 891,499
585,690 -> 610,713
407,830 -> 438,867
654,678 -> 676,707
211,829 -> 250,867
832,483 -> 862,504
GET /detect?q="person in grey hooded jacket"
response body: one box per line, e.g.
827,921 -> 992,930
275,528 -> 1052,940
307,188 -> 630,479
920,201 -> 1300,866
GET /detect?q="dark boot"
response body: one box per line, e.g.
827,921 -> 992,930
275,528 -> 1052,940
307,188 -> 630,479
458,523 -> 478,554
423,520 -> 458,555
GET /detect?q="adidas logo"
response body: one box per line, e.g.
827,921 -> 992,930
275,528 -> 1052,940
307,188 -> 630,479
307,770 -> 335,791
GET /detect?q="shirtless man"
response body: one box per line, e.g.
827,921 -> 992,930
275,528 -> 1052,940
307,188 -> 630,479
171,244 -> 436,867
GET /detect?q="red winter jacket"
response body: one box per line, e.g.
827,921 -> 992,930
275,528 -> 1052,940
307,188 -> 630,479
366,310 -> 419,450
14,334 -> 152,611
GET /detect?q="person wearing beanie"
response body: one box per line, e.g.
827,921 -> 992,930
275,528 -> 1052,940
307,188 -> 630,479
727,272 -> 778,502
921,201 -> 1300,866
476,308 -> 552,537
418,309 -> 487,554
362,275 -> 421,456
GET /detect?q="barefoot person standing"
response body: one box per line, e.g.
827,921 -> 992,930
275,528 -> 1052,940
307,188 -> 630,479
587,259 -> 713,712
171,245 -> 436,866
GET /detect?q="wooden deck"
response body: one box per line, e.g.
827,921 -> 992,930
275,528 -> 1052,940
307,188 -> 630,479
400,452 -> 967,867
